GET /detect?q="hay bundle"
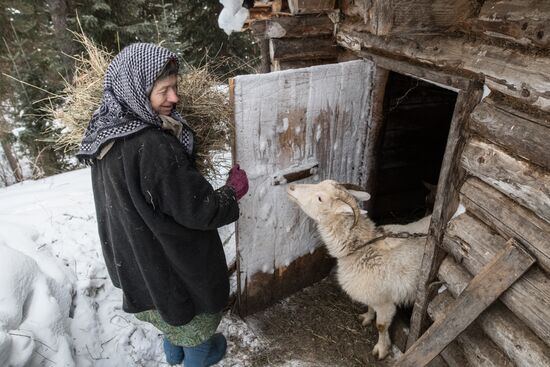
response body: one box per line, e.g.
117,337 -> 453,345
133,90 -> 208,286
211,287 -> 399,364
177,64 -> 233,179
52,32 -> 233,180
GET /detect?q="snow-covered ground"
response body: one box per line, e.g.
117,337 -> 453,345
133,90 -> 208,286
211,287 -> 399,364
0,168 -> 262,366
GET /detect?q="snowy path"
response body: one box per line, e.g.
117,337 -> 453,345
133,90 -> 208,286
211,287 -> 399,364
0,168 -> 261,366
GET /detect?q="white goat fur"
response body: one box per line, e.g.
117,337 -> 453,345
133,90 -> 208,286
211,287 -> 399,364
287,180 -> 429,360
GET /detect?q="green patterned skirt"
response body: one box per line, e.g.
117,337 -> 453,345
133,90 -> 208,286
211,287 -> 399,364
135,310 -> 222,347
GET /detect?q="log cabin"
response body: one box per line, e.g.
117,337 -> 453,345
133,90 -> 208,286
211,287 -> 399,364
229,1 -> 550,365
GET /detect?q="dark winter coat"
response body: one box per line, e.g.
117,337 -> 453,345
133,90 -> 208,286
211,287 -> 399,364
91,127 -> 239,326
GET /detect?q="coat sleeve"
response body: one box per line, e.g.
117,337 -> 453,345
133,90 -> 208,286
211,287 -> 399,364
137,129 -> 240,231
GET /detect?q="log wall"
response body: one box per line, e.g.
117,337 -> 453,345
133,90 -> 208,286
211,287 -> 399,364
250,14 -> 342,71
333,1 -> 550,362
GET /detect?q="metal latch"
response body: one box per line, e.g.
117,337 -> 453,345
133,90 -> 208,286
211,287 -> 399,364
272,162 -> 319,186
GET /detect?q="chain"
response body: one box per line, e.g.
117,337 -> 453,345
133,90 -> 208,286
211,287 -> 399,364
347,230 -> 428,255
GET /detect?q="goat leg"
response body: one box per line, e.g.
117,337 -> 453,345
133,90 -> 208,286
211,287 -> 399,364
372,303 -> 396,360
358,307 -> 375,326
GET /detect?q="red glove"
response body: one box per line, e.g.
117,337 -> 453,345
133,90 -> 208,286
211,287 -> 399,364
226,164 -> 249,201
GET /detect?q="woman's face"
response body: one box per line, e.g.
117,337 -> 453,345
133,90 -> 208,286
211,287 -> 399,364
150,75 -> 179,116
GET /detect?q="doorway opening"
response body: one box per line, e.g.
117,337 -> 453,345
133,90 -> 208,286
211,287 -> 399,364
369,71 -> 458,225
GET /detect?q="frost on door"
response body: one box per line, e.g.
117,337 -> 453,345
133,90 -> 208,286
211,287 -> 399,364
231,60 -> 375,314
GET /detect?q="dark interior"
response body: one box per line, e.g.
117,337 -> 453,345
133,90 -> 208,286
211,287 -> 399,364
369,72 -> 458,225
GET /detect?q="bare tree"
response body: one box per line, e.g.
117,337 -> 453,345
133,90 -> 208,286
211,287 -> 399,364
0,113 -> 23,183
46,0 -> 75,80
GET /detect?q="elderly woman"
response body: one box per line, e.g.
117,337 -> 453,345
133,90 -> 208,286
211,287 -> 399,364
77,43 -> 248,366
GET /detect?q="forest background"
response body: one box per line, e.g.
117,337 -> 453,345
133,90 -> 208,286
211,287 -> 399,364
0,0 -> 258,186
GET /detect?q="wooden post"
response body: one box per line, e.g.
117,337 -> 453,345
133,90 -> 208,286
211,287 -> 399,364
259,38 -> 271,73
395,239 -> 536,367
406,82 -> 483,348
363,66 -> 389,211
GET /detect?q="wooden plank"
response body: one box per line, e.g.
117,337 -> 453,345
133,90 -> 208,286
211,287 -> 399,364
233,60 -> 375,315
337,25 -> 550,111
363,67 -> 390,213
364,52 -> 470,91
427,356 -> 449,367
469,98 -> 550,169
439,342 -> 473,367
487,92 -> 550,130
461,138 -> 550,223
240,247 -> 335,315
395,239 -> 535,367
259,38 -> 271,73
288,0 -> 335,15
271,58 -> 337,71
270,37 -> 340,62
439,256 -> 550,367
442,214 -> 550,345
468,0 -> 550,48
428,291 -> 514,367
250,15 -> 334,39
406,82 -> 483,348
460,178 -> 550,274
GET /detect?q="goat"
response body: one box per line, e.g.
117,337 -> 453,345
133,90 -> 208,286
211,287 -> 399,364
286,180 -> 428,360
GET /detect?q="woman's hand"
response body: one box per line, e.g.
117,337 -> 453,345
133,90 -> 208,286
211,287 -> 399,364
226,164 -> 249,201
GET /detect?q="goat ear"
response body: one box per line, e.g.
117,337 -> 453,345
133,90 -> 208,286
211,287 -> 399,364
339,183 -> 371,202
334,203 -> 368,216
347,190 -> 371,202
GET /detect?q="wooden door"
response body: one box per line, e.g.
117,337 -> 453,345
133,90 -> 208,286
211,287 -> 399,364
231,60 -> 375,314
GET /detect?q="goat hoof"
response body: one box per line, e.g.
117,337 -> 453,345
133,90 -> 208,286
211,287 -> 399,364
372,343 -> 389,360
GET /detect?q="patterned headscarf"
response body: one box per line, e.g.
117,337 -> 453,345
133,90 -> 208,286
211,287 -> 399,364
77,43 -> 193,161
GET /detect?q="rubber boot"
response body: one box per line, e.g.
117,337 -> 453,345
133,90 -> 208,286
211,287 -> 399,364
183,333 -> 227,367
163,337 -> 184,365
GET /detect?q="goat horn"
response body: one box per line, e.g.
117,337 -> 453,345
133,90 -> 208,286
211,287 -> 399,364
335,189 -> 360,230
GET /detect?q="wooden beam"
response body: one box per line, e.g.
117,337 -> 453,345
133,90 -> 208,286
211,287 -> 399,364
461,138 -> 550,223
469,98 -> 550,169
259,38 -> 271,73
250,15 -> 334,39
467,0 -> 550,49
337,25 -> 550,111
406,82 -> 483,348
270,37 -> 340,62
460,178 -> 550,273
428,291 -> 514,367
363,67 -> 390,213
288,0 -> 335,15
395,239 -> 535,367
271,58 -> 337,71
359,52 -> 471,91
439,256 -> 550,367
442,214 -> 550,345
439,342 -> 473,367
341,0 -> 479,36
